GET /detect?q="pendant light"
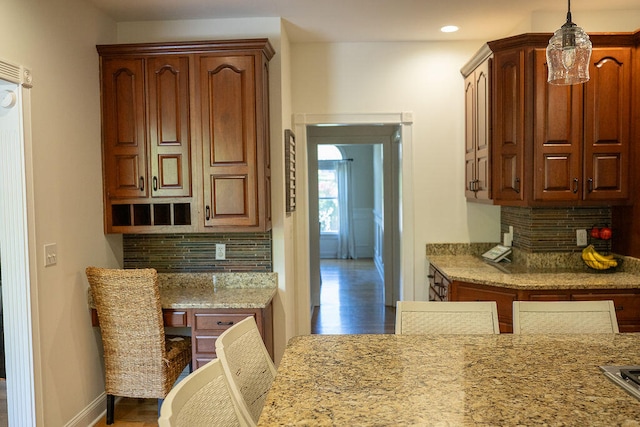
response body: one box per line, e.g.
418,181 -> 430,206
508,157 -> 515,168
546,0 -> 592,85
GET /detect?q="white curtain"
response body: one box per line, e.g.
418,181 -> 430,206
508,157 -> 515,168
336,160 -> 356,259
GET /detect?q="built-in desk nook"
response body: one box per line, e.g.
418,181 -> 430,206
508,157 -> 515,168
89,272 -> 276,368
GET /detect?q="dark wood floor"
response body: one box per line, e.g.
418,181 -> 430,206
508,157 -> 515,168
92,259 -> 395,426
312,258 -> 396,334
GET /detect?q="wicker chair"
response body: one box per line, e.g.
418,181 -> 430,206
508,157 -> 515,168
215,316 -> 276,426
513,300 -> 620,334
158,358 -> 250,427
86,267 -> 192,425
395,301 -> 500,334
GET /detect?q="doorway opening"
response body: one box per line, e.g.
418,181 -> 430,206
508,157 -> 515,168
307,124 -> 401,334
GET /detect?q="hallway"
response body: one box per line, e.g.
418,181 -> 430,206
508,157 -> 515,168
312,259 -> 396,334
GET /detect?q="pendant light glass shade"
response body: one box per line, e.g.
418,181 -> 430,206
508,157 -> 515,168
546,1 -> 592,85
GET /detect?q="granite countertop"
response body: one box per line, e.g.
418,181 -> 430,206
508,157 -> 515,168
89,272 -> 277,309
426,244 -> 640,290
259,334 -> 640,426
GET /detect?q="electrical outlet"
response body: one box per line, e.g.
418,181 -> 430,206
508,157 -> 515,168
215,243 -> 226,260
44,243 -> 57,266
576,229 -> 588,246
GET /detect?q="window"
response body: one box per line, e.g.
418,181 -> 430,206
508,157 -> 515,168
318,145 -> 342,233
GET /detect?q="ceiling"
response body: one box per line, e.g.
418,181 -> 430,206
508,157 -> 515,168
86,0 -> 640,43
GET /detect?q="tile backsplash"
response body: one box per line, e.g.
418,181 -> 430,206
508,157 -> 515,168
501,206 -> 612,253
123,232 -> 272,273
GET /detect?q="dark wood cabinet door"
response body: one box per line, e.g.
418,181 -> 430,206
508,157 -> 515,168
474,60 -> 491,200
101,58 -> 148,199
583,48 -> 631,202
492,49 -> 525,202
147,56 -> 192,198
464,60 -> 491,201
533,49 -> 583,201
199,54 -> 258,228
464,73 -> 476,199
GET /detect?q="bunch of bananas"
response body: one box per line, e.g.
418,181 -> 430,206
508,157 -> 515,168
581,244 -> 618,270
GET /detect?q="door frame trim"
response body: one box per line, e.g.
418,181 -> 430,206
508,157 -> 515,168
292,112 -> 415,335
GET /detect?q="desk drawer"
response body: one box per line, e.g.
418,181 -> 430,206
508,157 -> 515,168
193,313 -> 254,331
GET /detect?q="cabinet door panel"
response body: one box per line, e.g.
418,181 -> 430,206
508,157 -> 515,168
492,50 -> 524,201
200,55 -> 258,227
464,75 -> 476,199
102,58 -> 147,198
583,48 -> 630,201
475,61 -> 491,199
147,56 -> 192,197
533,49 -> 582,201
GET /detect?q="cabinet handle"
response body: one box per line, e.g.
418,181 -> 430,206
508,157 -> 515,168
153,176 -> 158,191
615,306 -> 624,311
573,178 -> 579,194
217,321 -> 234,326
474,179 -> 480,192
587,178 -> 593,193
139,176 -> 144,192
427,274 -> 435,279
469,181 -> 474,192
514,177 -> 520,193
206,205 -> 211,221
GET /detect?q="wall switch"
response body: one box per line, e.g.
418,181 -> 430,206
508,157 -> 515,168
215,243 -> 226,260
44,243 -> 57,266
576,229 -> 588,246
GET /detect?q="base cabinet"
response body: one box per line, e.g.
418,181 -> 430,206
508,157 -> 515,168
428,264 -> 640,333
189,305 -> 273,370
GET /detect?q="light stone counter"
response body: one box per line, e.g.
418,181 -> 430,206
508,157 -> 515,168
426,244 -> 640,290
89,272 -> 277,310
259,334 -> 640,426
158,272 -> 276,309
427,254 -> 640,290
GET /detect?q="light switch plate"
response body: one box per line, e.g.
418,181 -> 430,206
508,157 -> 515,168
44,243 -> 57,266
576,229 -> 588,246
215,243 -> 226,260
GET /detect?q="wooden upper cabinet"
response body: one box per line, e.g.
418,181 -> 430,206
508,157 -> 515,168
491,48 -> 525,203
101,58 -> 148,199
583,48 -> 631,202
97,39 -> 274,233
463,56 -> 492,202
198,50 -> 272,231
482,33 -> 636,207
533,47 -> 631,203
147,56 -> 192,198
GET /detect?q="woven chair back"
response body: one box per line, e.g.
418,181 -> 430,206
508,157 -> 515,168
216,316 -> 277,425
159,358 -> 249,427
86,267 -> 168,398
395,301 -> 501,334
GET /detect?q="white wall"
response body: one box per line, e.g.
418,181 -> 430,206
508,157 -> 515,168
2,0 -> 118,424
291,41 -> 503,300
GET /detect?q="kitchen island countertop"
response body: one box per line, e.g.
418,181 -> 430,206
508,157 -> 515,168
427,254 -> 640,290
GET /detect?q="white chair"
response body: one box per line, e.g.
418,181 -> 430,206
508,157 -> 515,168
215,316 -> 277,426
513,300 -> 620,334
158,358 -> 250,427
395,301 -> 500,334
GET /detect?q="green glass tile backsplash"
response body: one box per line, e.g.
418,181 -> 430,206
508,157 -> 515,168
501,206 -> 612,253
123,232 -> 272,272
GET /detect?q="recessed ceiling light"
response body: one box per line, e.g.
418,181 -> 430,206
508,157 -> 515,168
440,25 -> 459,33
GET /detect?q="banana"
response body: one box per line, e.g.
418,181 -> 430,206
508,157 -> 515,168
582,245 -> 617,270
590,246 -> 618,267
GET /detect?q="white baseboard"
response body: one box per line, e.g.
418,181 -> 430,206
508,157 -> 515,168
66,391 -> 110,427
